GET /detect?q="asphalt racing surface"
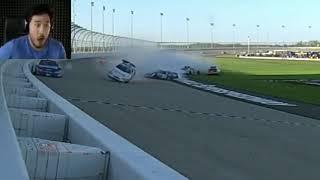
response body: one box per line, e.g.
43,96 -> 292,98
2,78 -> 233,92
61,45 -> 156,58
38,56 -> 320,180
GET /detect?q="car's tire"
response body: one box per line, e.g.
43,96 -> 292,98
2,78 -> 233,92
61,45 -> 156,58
31,66 -> 36,74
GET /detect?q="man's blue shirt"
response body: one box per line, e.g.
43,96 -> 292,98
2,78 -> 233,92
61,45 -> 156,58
0,35 -> 66,59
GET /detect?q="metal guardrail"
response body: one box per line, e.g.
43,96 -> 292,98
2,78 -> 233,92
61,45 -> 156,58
72,23 -> 157,53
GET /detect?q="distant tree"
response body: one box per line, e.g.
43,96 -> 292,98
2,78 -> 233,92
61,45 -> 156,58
309,40 -> 320,47
296,41 -> 304,47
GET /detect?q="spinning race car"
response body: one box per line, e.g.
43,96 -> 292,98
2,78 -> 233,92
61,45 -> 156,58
107,59 -> 136,83
144,70 -> 179,80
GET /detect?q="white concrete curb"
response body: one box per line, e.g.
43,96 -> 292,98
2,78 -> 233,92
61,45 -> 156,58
175,78 -> 296,106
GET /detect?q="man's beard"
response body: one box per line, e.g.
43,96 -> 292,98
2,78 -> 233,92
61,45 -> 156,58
35,37 -> 46,48
29,35 -> 48,49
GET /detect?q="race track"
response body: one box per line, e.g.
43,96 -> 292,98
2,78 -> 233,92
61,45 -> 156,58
38,56 -> 320,180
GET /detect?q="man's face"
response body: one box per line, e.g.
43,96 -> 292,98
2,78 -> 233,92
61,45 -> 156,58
29,14 -> 51,49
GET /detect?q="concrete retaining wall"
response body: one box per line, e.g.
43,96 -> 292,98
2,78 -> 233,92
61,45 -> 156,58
22,57 -> 189,180
0,53 -> 188,180
0,61 -> 30,180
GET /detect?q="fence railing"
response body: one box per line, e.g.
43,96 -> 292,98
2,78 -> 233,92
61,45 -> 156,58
71,23 -> 157,53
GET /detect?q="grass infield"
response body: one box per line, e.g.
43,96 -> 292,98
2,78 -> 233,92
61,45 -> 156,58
191,57 -> 320,105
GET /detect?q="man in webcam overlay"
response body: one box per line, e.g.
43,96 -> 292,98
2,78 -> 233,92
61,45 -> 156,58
0,4 -> 66,59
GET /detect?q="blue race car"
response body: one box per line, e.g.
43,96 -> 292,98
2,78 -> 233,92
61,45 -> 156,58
32,59 -> 63,78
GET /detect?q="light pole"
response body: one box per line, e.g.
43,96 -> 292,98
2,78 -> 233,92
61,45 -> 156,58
102,5 -> 106,52
131,10 -> 134,47
102,6 -> 105,34
256,24 -> 260,50
73,0 -> 77,52
160,13 -> 164,43
112,9 -> 115,52
112,9 -> 115,36
91,1 -> 94,52
186,17 -> 190,48
210,23 -> 214,49
308,25 -> 312,46
281,25 -> 285,46
232,23 -> 236,52
247,35 -> 250,55
73,0 -> 76,24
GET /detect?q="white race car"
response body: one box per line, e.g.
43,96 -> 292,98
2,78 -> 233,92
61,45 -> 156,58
207,65 -> 221,75
107,60 -> 136,83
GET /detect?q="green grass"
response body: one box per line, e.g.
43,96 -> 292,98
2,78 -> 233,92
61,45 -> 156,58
191,57 -> 320,105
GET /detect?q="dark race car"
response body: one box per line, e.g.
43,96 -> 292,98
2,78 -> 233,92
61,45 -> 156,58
181,66 -> 200,75
144,70 -> 179,80
32,59 -> 63,78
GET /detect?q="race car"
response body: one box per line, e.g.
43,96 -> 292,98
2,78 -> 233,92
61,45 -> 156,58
32,59 -> 63,78
207,65 -> 221,75
144,70 -> 179,80
107,59 -> 136,83
181,66 -> 200,75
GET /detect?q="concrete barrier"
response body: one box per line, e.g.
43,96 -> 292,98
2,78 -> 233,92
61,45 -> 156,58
6,95 -> 48,112
5,87 -> 39,97
21,58 -> 188,180
9,108 -> 67,141
0,61 -> 30,180
0,54 -> 188,180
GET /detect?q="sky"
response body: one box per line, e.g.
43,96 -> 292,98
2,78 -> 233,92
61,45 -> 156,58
72,0 -> 319,43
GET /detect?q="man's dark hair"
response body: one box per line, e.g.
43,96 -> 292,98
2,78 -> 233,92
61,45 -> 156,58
25,4 -> 54,32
